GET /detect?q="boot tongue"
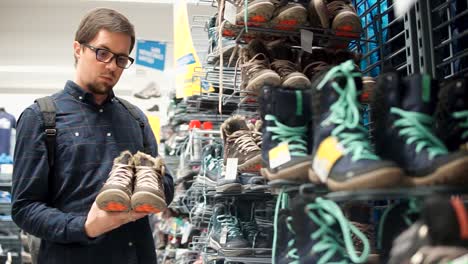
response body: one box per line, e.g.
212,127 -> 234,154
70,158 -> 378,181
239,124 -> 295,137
115,151 -> 133,165
402,74 -> 437,114
272,88 -> 312,127
227,117 -> 250,134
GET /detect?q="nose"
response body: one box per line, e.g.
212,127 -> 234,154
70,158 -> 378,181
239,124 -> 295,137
105,57 -> 119,71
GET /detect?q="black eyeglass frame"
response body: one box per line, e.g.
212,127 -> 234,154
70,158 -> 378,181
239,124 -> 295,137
81,43 -> 135,69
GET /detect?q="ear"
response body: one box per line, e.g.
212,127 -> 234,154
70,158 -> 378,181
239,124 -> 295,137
73,41 -> 82,61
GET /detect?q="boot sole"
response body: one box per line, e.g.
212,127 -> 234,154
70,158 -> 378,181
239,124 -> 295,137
271,5 -> 308,29
330,10 -> 361,48
245,72 -> 281,94
195,175 -> 218,187
308,166 -> 406,191
208,236 -> 251,256
236,2 -> 275,24
411,156 -> 468,186
238,154 -> 263,172
216,183 -> 243,193
261,160 -> 311,181
96,189 -> 131,212
282,74 -> 312,88
131,191 -> 167,213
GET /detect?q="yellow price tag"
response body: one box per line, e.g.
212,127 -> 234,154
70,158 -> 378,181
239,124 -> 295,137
269,143 -> 291,169
312,137 -> 344,183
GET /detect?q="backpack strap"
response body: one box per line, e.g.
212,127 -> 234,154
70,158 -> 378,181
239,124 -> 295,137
35,97 -> 56,168
116,97 -> 151,154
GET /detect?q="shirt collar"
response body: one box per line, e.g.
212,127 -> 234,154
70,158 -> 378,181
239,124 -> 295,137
64,80 -> 116,105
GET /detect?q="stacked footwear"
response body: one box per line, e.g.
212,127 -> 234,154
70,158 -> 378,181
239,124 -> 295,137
268,41 -> 311,89
195,143 -> 223,188
96,151 -> 167,213
239,39 -> 281,95
309,0 -> 362,48
208,204 -> 250,256
259,86 -> 313,181
371,72 -> 468,186
220,115 -> 262,173
308,60 -> 404,191
290,197 -> 371,263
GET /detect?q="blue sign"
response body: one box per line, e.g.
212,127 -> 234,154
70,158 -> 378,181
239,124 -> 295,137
136,40 -> 166,71
176,53 -> 196,67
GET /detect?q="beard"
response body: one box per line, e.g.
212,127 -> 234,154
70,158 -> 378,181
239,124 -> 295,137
88,81 -> 114,95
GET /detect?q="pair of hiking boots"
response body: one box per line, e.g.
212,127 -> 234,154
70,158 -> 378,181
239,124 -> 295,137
260,60 -> 468,190
96,151 -> 167,213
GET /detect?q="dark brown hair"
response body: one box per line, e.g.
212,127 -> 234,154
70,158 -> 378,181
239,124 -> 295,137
74,8 -> 135,64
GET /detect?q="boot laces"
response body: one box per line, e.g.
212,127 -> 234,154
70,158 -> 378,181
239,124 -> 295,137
317,60 -> 379,162
303,61 -> 329,80
106,163 -> 133,187
306,197 -> 370,264
391,108 -> 448,160
230,130 -> 261,154
135,164 -> 163,190
265,114 -> 308,157
241,53 -> 271,80
217,214 -> 243,238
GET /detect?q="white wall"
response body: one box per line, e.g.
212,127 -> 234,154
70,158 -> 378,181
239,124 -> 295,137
0,0 -> 215,120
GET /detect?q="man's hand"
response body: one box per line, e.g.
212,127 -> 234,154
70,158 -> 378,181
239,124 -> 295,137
84,202 -> 149,238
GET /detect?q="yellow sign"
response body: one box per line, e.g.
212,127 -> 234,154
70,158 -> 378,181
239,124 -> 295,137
312,136 -> 344,182
147,114 -> 161,144
174,0 -> 204,98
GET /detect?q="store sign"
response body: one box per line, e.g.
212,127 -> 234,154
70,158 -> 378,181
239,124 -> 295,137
136,40 -> 166,71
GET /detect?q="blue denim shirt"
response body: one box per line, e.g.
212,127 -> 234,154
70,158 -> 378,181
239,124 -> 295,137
12,81 -> 174,264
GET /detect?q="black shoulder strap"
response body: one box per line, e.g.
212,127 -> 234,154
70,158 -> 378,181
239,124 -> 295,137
116,97 -> 151,154
35,96 -> 56,168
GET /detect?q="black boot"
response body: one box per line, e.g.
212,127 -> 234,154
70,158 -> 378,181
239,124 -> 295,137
259,86 -> 313,181
371,72 -> 468,186
308,60 -> 404,191
434,77 -> 468,151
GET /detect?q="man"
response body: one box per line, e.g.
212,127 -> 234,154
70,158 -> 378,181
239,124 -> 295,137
12,8 -> 174,264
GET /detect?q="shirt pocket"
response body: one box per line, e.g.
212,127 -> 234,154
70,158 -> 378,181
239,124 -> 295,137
56,126 -> 96,156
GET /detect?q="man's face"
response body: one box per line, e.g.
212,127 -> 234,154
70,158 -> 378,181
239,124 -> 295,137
74,29 -> 131,95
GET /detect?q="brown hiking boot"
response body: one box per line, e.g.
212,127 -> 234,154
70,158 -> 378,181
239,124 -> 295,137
327,1 -> 362,48
96,151 -> 134,212
131,152 -> 167,213
221,115 -> 262,172
271,60 -> 311,89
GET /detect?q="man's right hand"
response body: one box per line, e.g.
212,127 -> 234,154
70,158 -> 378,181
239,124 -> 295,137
84,202 -> 148,238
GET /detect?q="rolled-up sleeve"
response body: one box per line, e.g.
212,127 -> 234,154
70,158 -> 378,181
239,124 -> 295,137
12,107 -> 102,245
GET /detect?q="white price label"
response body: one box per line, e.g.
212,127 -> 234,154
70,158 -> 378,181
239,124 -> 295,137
224,1 -> 237,25
0,164 -> 13,174
269,143 -> 291,169
181,223 -> 192,245
300,29 -> 314,54
225,158 -> 238,180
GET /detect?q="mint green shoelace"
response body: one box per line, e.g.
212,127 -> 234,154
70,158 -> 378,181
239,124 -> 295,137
453,110 -> 468,140
217,214 -> 243,238
272,189 -> 299,264
316,60 -> 379,162
391,108 -> 448,159
244,0 -> 249,32
306,197 -> 370,264
265,115 -> 308,157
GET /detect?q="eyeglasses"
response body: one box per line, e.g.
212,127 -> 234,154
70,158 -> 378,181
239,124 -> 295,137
81,43 -> 134,69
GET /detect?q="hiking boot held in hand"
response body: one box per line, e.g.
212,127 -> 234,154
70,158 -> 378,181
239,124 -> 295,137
96,150 -> 135,212
131,151 -> 167,213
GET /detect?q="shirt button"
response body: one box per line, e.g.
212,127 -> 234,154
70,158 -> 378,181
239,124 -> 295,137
78,96 -> 83,100
99,109 -> 104,113
74,132 -> 80,137
107,133 -> 112,137
128,242 -> 133,246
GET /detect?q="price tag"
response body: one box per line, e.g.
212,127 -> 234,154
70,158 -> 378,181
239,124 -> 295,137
269,143 -> 291,169
224,1 -> 237,25
312,136 -> 344,183
225,158 -> 238,180
300,29 -> 314,54
181,223 -> 192,244
220,227 -> 228,245
0,164 -> 13,174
